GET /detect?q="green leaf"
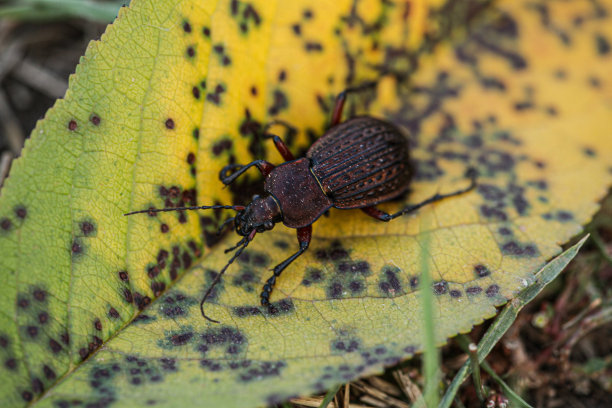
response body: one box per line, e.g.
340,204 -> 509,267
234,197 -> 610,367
1,0 -> 611,407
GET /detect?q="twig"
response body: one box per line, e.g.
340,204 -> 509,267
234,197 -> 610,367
12,58 -> 67,99
0,88 -> 24,154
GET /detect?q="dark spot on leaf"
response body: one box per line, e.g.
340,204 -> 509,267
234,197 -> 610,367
38,312 -> 49,324
557,211 -> 573,221
183,21 -> 191,33
165,118 -> 175,129
32,377 -> 43,394
71,240 -> 83,255
133,314 -> 154,324
588,76 -> 601,88
203,27 -> 210,37
108,307 -> 120,319
305,42 -> 323,52
200,359 -> 222,371
498,227 -> 512,235
186,46 -> 195,57
467,286 -> 483,295
273,240 -> 288,250
501,241 -> 538,257
348,280 -> 364,294
480,204 -> 508,220
17,296 -> 29,309
583,147 -> 596,157
68,120 -> 77,131
474,264 -> 490,278
268,89 -> 288,115
170,332 -> 193,346
333,338 -> 360,353
478,184 -> 505,201
485,284 -> 500,297
385,268 -> 402,291
33,288 -> 46,302
133,293 -> 151,310
119,271 -> 129,282
239,361 -> 286,382
15,206 -> 27,219
379,281 -> 391,295
449,289 -> 462,298
192,86 -> 200,99
49,339 -> 62,354
432,281 -> 448,295
595,33 -> 610,55
150,281 -> 166,297
94,319 -> 102,331
328,281 -> 343,298
478,150 -> 514,173
233,306 -> 260,317
267,299 -> 295,316
80,221 -> 95,236
0,218 -> 11,231
5,358 -> 17,370
186,152 -> 196,165
21,391 -> 33,402
123,288 -> 133,303
90,114 -> 101,126
375,346 -> 387,355
26,326 -> 38,338
206,83 -> 226,105
211,139 -> 232,156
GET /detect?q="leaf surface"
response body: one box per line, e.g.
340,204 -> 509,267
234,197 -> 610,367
0,0 -> 611,407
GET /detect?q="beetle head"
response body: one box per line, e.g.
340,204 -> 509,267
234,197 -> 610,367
235,195 -> 282,236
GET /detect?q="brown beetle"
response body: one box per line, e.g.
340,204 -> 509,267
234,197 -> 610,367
126,84 -> 476,322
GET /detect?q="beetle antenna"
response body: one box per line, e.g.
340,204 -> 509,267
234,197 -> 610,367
124,204 -> 245,216
224,236 -> 247,253
216,217 -> 236,236
200,236 -> 252,323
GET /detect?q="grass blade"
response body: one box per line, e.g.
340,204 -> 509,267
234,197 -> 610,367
439,235 -> 589,408
420,232 -> 440,407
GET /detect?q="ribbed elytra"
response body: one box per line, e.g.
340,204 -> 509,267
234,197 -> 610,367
124,82 -> 477,323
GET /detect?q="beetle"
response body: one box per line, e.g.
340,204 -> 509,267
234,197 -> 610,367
125,83 -> 477,323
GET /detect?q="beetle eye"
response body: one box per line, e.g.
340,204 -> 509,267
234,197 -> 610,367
264,221 -> 274,230
252,194 -> 260,201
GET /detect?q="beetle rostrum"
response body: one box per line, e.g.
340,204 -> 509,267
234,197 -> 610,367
125,82 -> 477,323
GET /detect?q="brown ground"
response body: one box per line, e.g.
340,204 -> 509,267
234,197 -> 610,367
1,18 -> 611,408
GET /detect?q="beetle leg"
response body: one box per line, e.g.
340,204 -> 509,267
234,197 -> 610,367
219,160 -> 275,185
260,225 -> 312,306
362,168 -> 478,221
262,121 -> 297,161
266,133 -> 295,161
331,81 -> 377,127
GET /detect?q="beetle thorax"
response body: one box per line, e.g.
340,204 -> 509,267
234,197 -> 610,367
235,195 -> 282,236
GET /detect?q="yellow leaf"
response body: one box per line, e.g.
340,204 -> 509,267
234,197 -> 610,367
0,0 -> 610,407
